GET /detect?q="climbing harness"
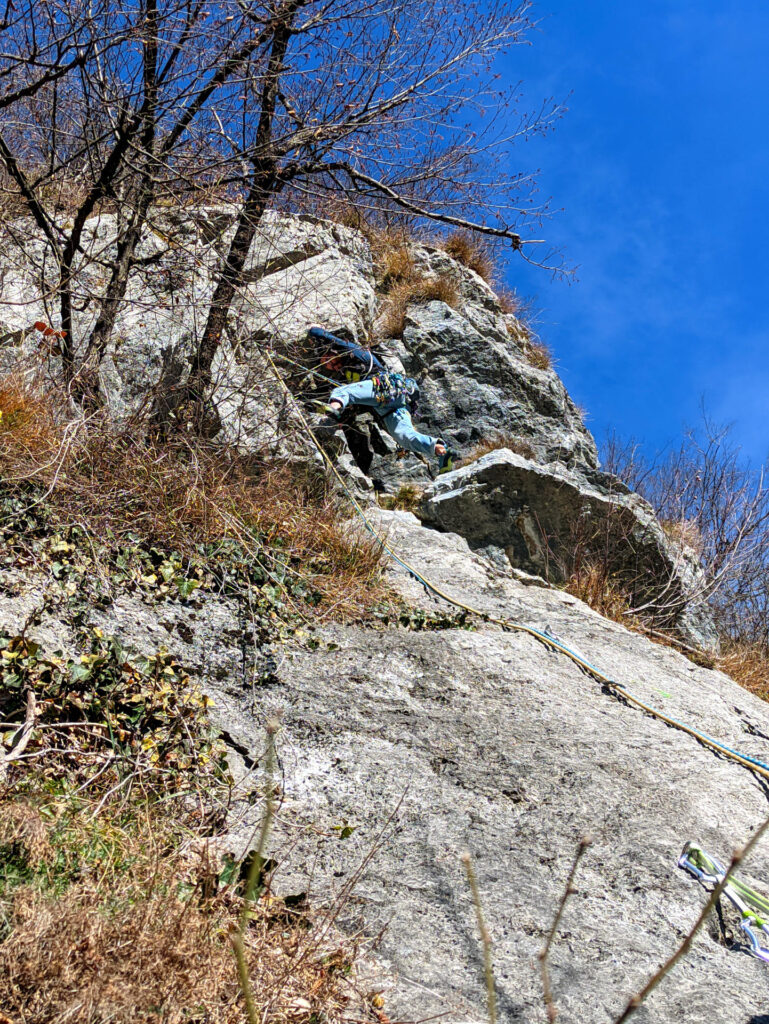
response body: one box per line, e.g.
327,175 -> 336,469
678,843 -> 769,962
371,372 -> 419,409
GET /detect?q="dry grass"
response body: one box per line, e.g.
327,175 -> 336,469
0,375 -> 386,617
0,799 -> 361,1024
563,564 -> 638,630
441,231 -> 495,283
464,434 -> 537,464
366,227 -> 461,337
718,640 -> 769,701
661,518 -> 704,557
367,227 -> 415,288
497,287 -> 523,316
522,340 -> 553,371
380,275 -> 460,338
378,483 -> 424,513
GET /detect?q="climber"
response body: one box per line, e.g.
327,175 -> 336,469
308,325 -> 457,474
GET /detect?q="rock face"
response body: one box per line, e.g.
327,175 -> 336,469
227,511 -> 769,1023
4,511 -> 769,1022
421,448 -> 719,650
0,205 -> 721,642
396,249 -> 597,470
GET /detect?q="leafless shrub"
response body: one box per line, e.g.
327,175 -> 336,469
603,415 -> 769,648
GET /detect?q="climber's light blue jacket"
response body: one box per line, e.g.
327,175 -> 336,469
330,379 -> 438,457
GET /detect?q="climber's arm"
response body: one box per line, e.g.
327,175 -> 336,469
308,325 -> 385,374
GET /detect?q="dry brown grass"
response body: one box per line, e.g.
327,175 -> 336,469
380,275 -> 460,338
718,640 -> 769,701
522,340 -> 553,371
441,231 -> 495,283
497,287 -> 523,316
464,434 -> 537,464
0,375 -> 65,470
0,800 -> 362,1024
367,227 -> 415,288
0,375 -> 386,617
563,564 -> 638,630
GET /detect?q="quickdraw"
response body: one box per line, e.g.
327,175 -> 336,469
678,842 -> 769,963
371,372 -> 418,408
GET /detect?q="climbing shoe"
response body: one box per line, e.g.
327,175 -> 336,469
437,447 -> 459,475
311,400 -> 342,420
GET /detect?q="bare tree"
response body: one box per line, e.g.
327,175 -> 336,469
603,416 -> 769,644
0,0 -> 289,391
1,0 -> 564,411
184,0 -> 563,410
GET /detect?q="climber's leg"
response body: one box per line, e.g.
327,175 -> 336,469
328,379 -> 379,413
381,406 -> 439,457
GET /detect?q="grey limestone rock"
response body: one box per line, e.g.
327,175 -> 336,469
1,511 -> 767,1022
421,448 -> 720,651
0,209 -> 717,643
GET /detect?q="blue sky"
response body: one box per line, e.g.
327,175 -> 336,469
502,1 -> 769,465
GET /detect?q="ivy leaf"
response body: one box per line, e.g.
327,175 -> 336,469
176,578 -> 200,599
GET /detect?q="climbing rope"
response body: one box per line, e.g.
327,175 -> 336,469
679,842 -> 769,962
264,346 -> 769,786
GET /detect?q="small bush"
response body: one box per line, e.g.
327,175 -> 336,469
380,275 -> 459,338
441,231 -> 495,282
464,434 -> 537,464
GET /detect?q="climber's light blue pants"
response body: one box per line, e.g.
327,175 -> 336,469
330,380 -> 438,457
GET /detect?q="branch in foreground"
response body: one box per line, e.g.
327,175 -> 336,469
462,851 -> 497,1024
538,836 -> 591,1024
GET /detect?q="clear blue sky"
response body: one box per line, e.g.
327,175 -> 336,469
502,1 -> 769,465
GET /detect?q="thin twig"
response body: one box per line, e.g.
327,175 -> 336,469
538,836 -> 591,1024
461,851 -> 496,1024
612,814 -> 769,1024
230,719 -> 279,1024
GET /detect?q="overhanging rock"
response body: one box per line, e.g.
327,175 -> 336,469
421,448 -> 719,650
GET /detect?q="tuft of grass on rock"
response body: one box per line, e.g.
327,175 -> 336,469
464,434 -> 537,465
441,230 -> 495,282
522,340 -> 554,372
380,275 -> 459,338
377,483 -> 424,513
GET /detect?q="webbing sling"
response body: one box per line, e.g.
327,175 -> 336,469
679,843 -> 769,962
